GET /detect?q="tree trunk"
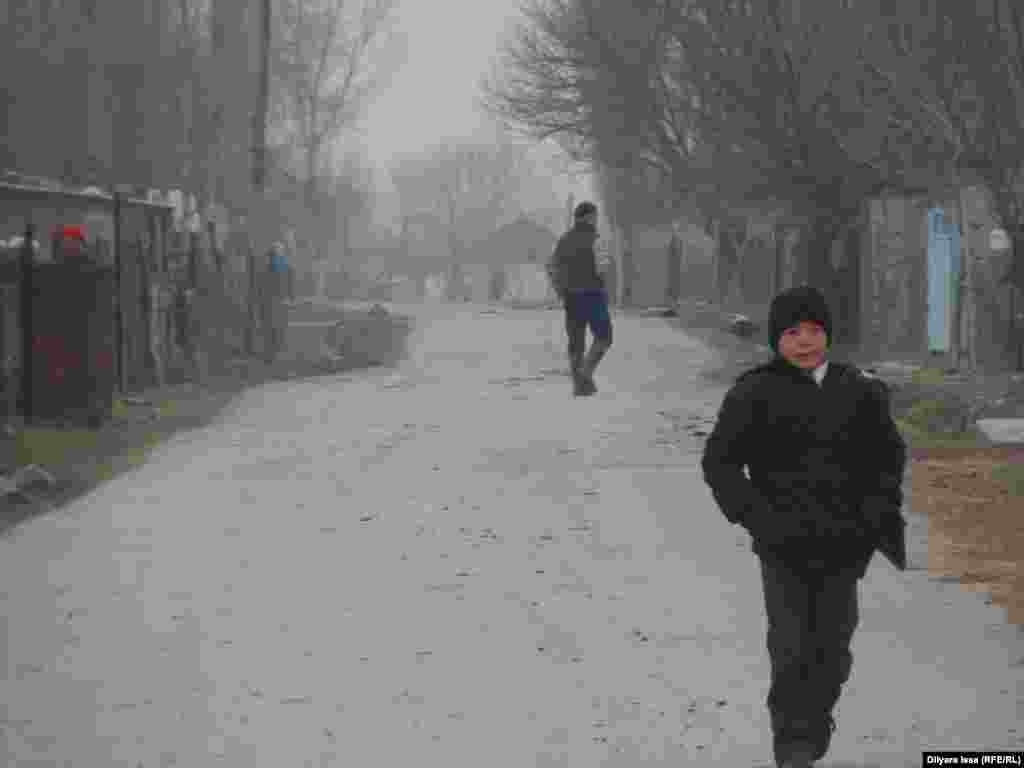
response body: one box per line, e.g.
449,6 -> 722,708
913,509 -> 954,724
797,216 -> 841,293
341,213 -> 350,265
716,225 -> 743,308
773,224 -> 787,295
621,223 -> 636,307
1007,238 -> 1024,296
666,234 -> 682,305
1008,237 -> 1024,370
306,150 -> 318,210
792,207 -> 867,347
839,219 -> 862,347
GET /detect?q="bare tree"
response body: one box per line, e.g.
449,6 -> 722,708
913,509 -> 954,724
0,0 -> 241,201
390,140 -> 534,268
485,0 -> 958,313
323,151 -> 375,266
272,0 -> 398,207
881,0 -> 1024,296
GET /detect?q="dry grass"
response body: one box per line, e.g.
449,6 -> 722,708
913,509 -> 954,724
910,447 -> 1024,625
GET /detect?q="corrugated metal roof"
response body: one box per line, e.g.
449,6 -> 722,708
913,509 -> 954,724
0,181 -> 174,211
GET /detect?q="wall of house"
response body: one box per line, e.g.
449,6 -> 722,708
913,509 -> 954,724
502,263 -> 556,305
710,227 -> 785,327
862,188 -> 1019,370
461,264 -> 494,303
672,188 -> 1018,370
958,187 -> 1019,371
860,196 -> 929,362
627,227 -> 673,307
678,227 -> 717,303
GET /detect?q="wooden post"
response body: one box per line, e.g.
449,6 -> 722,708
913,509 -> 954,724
957,185 -> 975,372
18,221 -> 34,426
1010,283 -> 1017,369
113,191 -> 126,393
245,229 -> 257,357
246,0 -> 272,356
861,200 -> 878,361
949,193 -> 962,370
252,0 -> 271,191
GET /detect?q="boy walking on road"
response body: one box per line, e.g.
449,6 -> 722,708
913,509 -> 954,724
701,285 -> 908,768
547,201 -> 613,397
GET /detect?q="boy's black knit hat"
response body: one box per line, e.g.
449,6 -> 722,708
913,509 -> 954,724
768,285 -> 832,353
573,201 -> 597,219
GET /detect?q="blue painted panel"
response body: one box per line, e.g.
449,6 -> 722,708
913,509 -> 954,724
927,208 -> 953,352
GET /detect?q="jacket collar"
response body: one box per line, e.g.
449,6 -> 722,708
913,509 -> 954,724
766,356 -> 833,383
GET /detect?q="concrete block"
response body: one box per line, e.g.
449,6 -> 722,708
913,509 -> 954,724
976,418 -> 1024,444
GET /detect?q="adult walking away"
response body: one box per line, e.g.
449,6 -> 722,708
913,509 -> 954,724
701,285 -> 907,768
547,201 -> 613,397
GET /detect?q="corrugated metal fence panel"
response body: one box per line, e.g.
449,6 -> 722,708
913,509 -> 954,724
927,208 -> 958,353
30,263 -> 115,425
120,237 -> 148,389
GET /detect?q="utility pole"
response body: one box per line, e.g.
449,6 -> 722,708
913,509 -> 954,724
253,0 -> 271,193
247,0 -> 272,356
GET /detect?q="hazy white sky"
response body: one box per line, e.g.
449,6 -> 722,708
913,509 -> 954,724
357,0 -> 513,158
347,0 -> 593,229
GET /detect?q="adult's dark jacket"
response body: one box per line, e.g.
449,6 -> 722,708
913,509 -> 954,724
547,220 -> 604,296
701,358 -> 907,575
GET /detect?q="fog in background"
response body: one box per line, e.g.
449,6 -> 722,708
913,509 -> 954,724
347,0 -> 594,234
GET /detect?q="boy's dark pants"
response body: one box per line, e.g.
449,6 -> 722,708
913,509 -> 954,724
759,553 -> 861,757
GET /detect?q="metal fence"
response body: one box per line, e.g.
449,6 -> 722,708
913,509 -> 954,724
0,181 -> 175,425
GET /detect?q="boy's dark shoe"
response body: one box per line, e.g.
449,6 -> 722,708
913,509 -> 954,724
582,339 -> 609,380
772,714 -> 814,766
577,338 -> 609,396
810,715 -> 837,761
772,712 -> 833,765
777,741 -> 816,768
569,353 -> 595,396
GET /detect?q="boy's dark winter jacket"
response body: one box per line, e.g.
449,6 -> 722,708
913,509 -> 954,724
701,358 -> 907,574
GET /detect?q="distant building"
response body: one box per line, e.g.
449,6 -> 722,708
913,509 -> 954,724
472,216 -> 559,267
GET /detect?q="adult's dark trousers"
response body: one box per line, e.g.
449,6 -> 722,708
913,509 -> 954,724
563,289 -> 612,369
759,553 -> 860,751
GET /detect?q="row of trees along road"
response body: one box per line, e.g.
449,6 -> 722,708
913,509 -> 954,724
388,136 -> 568,274
482,0 -> 1024,307
0,0 -> 397,259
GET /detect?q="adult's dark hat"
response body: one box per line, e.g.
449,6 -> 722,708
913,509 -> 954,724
768,285 -> 832,353
573,201 -> 597,219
